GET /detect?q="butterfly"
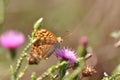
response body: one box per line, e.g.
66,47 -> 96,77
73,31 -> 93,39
27,28 -> 63,64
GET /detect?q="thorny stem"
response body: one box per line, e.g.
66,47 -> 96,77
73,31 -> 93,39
12,17 -> 43,80
32,18 -> 43,37
13,53 -> 27,80
102,72 -> 120,80
64,58 -> 85,80
17,64 -> 29,80
36,58 -> 84,80
50,74 -> 58,80
36,61 -> 69,80
31,72 -> 36,80
13,38 -> 40,80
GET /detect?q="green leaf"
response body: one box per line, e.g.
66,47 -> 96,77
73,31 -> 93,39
73,75 -> 80,80
58,60 -> 69,80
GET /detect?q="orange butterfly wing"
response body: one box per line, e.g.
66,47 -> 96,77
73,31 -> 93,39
28,29 -> 62,64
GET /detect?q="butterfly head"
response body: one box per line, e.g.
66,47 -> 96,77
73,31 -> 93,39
57,37 -> 63,43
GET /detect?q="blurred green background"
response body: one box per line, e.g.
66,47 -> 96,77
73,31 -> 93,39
0,0 -> 120,80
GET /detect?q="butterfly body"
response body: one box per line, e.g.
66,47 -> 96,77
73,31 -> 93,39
28,29 -> 62,64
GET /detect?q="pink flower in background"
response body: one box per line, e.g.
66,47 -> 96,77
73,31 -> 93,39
0,30 -> 25,49
55,48 -> 77,64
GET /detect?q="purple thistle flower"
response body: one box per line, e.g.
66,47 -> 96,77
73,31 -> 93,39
0,30 -> 25,49
55,48 -> 77,64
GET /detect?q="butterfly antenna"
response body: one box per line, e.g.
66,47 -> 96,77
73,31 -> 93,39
61,30 -> 73,39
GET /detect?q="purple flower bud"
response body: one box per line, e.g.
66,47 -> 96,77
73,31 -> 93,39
55,48 -> 77,64
0,30 -> 25,49
80,36 -> 88,47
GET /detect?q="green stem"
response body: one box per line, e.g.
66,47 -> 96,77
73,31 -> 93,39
58,60 -> 69,80
64,58 -> 85,80
12,17 -> 43,80
17,64 -> 29,80
102,72 -> 120,80
36,61 -> 68,80
31,72 -> 36,80
9,49 -> 17,60
50,74 -> 57,80
110,72 -> 120,80
32,18 -> 43,37
13,38 -> 39,80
